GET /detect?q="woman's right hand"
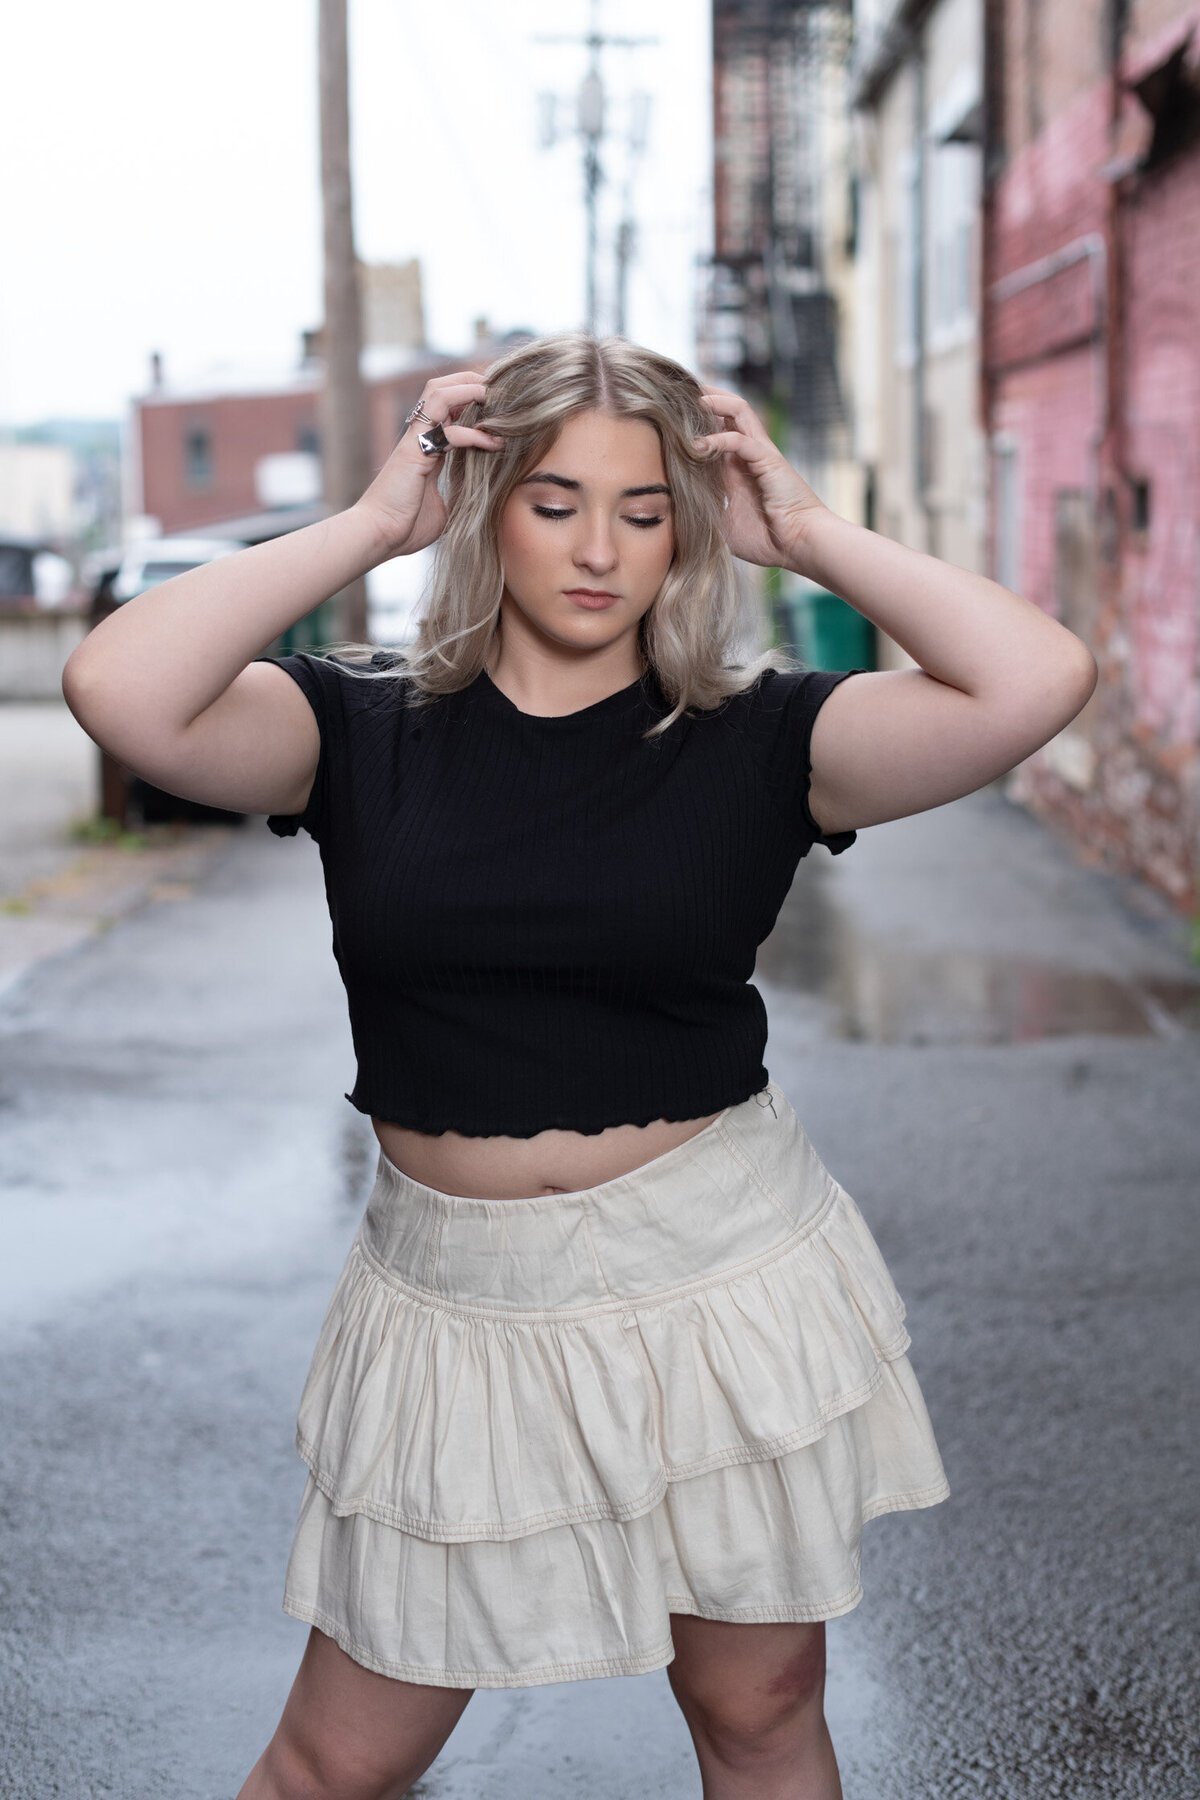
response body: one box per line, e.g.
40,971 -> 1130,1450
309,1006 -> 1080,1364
355,372 -> 504,556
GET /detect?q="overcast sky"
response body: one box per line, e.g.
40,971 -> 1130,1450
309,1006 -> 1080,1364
0,0 -> 711,427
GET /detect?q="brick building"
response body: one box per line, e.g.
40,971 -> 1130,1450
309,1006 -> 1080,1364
133,349 -> 463,539
984,0 -> 1200,909
132,258 -> 484,540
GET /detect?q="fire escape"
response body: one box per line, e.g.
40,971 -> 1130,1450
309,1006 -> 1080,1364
706,0 -> 852,467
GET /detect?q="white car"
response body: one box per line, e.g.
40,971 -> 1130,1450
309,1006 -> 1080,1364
87,536 -> 248,826
110,536 -> 242,603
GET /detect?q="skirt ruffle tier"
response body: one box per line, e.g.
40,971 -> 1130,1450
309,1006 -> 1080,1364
282,1081 -> 949,1688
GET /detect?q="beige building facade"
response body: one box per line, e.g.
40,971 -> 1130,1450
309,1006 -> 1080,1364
0,441 -> 79,541
851,0 -> 987,632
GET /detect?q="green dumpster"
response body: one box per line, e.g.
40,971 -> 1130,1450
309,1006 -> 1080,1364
776,583 -> 874,672
276,599 -> 336,656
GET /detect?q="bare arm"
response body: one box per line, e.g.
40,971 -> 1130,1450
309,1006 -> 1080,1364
64,506 -> 384,815
700,388 -> 1097,835
796,512 -> 1096,833
62,374 -> 501,817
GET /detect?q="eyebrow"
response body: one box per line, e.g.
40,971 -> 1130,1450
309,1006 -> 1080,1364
521,471 -> 672,499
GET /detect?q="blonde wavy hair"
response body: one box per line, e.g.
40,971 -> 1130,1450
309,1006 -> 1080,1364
345,333 -> 791,736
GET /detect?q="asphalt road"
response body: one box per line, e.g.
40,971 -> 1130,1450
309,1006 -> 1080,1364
1,794 -> 1197,1799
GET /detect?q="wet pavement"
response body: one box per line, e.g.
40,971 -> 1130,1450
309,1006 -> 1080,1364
0,703 -> 233,1000
0,787 -> 1197,1798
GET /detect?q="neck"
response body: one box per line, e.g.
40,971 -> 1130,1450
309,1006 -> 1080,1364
486,609 -> 645,719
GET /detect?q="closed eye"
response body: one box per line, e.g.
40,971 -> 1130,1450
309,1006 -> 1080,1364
531,505 -> 665,528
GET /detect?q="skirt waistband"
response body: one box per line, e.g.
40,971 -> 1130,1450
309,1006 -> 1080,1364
359,1080 -> 841,1314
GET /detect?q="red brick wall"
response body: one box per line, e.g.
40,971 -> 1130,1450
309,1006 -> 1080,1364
1001,0 -> 1111,163
139,388 -> 322,534
1122,148 -> 1200,748
990,83 -> 1111,276
990,348 -> 1101,611
137,355 -> 480,537
1131,0 -> 1200,54
985,1 -> 1200,909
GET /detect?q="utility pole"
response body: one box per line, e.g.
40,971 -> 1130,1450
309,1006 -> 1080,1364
318,0 -> 371,643
537,2 -> 656,336
614,91 -> 652,338
614,219 -> 635,337
579,51 -> 604,333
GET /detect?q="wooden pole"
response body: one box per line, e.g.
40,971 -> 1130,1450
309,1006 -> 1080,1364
318,0 -> 371,643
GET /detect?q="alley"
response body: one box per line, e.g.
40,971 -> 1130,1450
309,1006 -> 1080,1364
0,792 -> 1197,1799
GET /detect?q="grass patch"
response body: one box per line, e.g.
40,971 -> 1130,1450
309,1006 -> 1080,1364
68,815 -> 121,843
67,816 -> 148,852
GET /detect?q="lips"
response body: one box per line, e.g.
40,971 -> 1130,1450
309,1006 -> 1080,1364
564,588 -> 621,610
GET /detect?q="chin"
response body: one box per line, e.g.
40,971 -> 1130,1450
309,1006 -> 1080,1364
546,624 -> 625,654
535,605 -> 630,641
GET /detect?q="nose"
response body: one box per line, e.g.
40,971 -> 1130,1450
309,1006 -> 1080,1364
573,509 -> 618,576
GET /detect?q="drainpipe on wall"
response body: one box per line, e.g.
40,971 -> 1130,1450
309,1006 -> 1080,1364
1102,12 -> 1128,562
980,0 -> 1002,576
912,27 -> 934,554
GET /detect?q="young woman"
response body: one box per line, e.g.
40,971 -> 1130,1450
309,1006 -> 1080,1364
63,334 -> 1095,1800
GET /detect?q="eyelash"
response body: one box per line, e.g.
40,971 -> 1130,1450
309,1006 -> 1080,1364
532,505 -> 664,529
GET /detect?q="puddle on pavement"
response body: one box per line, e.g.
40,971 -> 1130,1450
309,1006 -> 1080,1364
758,873 -> 1200,1045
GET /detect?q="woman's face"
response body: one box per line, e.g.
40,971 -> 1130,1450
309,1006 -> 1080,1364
496,409 -> 675,658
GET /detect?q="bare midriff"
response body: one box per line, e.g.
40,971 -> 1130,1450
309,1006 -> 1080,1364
371,1111 -> 723,1200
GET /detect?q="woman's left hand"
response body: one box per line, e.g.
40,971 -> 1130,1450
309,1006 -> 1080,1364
698,387 -> 828,570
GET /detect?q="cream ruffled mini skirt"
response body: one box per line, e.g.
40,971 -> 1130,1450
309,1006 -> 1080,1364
282,1079 -> 949,1689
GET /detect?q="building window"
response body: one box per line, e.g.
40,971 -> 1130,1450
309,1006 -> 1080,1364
891,151 -> 917,369
185,427 -> 213,489
928,142 -> 976,345
296,424 -> 321,457
992,435 -> 1022,592
1130,476 -> 1151,535
1054,490 -> 1098,639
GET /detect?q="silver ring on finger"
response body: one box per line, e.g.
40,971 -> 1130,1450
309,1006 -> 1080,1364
416,421 -> 450,457
405,399 -> 435,429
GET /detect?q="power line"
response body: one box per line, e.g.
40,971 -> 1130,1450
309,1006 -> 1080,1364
536,0 -> 656,335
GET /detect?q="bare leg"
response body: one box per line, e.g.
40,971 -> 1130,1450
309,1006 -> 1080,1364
666,1615 -> 843,1800
237,1627 -> 474,1800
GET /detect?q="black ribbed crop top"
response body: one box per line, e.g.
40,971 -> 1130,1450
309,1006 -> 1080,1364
265,651 -> 859,1137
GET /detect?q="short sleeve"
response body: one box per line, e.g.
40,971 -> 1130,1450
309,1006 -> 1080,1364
257,652 -> 342,841
745,667 -> 864,855
259,648 -> 407,841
